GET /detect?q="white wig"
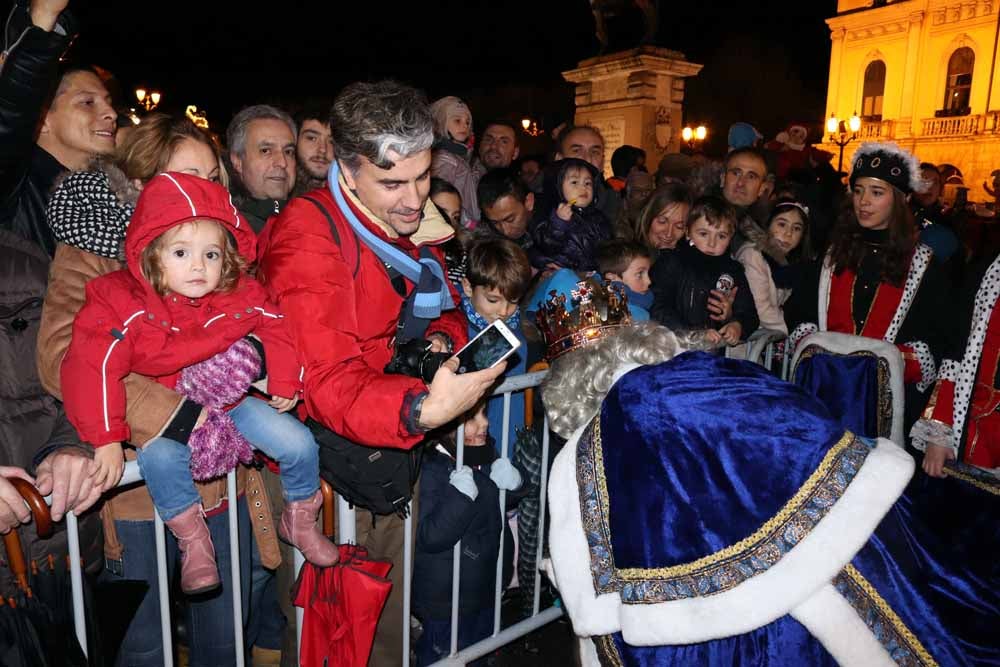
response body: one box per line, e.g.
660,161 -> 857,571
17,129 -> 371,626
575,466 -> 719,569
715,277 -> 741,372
542,323 -> 714,438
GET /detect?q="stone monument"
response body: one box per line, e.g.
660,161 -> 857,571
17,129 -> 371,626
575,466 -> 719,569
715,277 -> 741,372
562,46 -> 702,178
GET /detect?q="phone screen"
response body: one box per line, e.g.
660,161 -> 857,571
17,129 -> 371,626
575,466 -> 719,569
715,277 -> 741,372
455,324 -> 516,374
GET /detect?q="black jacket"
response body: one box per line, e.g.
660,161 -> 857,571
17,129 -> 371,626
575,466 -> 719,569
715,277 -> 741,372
0,229 -> 101,597
650,243 -> 759,338
0,3 -> 77,257
412,447 -> 525,619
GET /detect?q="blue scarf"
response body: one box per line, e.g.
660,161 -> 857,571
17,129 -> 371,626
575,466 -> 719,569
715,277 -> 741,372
461,293 -> 521,333
328,161 -> 454,319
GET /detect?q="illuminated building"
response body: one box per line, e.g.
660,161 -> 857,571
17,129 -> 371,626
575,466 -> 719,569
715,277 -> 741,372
823,0 -> 1000,200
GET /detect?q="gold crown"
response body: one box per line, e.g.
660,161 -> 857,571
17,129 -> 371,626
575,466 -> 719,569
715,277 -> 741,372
536,277 -> 632,360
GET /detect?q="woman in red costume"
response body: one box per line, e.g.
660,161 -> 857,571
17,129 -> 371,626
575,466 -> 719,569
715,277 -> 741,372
784,142 -> 955,431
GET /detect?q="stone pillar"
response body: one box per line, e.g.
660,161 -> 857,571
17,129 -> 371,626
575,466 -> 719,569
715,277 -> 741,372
562,47 -> 703,178
826,26 -> 846,120
896,11 -> 926,139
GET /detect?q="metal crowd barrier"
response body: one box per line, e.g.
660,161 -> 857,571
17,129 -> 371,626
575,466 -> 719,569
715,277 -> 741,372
56,349 -> 791,666
52,369 -> 559,667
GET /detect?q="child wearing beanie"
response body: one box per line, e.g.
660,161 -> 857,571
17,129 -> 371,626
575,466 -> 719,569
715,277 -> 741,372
61,172 -> 338,595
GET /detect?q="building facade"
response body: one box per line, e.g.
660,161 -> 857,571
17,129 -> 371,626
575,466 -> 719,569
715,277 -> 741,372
824,0 -> 1000,199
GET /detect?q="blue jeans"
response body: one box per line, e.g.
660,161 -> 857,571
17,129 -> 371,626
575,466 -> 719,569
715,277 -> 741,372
137,397 -> 320,520
103,500 -> 253,666
415,607 -> 494,666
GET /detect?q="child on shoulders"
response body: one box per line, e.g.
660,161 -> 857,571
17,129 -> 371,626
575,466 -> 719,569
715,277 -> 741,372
531,158 -> 611,273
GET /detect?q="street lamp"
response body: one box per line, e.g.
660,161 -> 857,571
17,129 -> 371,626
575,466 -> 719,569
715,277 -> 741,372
826,112 -> 861,172
520,117 -> 542,137
135,88 -> 161,112
681,125 -> 707,152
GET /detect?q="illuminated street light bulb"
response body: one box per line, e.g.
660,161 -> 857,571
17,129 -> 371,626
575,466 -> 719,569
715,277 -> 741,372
681,126 -> 693,142
695,125 -> 707,141
521,118 -> 531,131
848,113 -> 861,134
135,88 -> 146,104
826,115 -> 839,135
151,91 -> 161,106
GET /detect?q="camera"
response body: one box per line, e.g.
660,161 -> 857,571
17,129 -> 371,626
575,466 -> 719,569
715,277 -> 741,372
384,338 -> 450,384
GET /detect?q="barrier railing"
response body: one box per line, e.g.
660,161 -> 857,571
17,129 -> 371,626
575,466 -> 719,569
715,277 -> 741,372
43,369 -> 556,666
47,350 -> 792,665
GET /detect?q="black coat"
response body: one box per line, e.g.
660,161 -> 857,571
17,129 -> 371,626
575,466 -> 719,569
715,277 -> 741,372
650,243 -> 760,338
412,447 -> 525,619
0,4 -> 77,257
0,229 -> 102,597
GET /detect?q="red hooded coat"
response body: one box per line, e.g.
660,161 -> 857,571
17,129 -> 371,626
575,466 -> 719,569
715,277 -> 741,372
61,172 -> 302,446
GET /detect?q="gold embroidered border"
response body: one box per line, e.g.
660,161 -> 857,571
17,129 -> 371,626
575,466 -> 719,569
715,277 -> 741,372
842,564 -> 938,667
943,467 -> 1000,496
591,421 -> 855,580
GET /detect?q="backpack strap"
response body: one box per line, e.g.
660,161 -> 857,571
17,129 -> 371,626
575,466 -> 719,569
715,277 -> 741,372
301,194 -> 361,278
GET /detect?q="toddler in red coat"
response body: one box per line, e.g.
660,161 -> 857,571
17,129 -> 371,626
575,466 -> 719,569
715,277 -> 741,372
62,173 -> 338,594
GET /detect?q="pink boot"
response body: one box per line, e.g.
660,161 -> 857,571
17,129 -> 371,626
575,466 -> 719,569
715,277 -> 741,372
165,503 -> 220,594
279,490 -> 340,567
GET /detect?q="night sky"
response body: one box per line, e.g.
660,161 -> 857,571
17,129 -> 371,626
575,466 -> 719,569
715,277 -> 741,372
60,0 -> 838,155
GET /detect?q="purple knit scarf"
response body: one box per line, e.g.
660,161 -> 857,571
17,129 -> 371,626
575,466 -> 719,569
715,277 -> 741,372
176,339 -> 261,480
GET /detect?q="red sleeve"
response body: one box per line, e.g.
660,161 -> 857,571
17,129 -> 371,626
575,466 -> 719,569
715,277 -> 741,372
243,280 -> 303,399
898,344 -> 923,384
927,378 -> 956,426
257,199 -> 428,449
60,278 -> 134,445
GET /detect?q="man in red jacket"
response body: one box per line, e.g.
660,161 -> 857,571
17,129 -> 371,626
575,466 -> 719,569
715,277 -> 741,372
257,80 -> 504,665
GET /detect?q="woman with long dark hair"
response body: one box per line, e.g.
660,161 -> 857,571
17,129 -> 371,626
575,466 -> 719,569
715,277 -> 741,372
784,142 -> 955,428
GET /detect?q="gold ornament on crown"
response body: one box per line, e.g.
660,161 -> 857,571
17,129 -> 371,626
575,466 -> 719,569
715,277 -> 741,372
536,277 -> 632,360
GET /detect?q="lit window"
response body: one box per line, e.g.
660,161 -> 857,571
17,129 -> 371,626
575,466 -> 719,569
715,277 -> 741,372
943,47 -> 974,114
861,60 -> 886,120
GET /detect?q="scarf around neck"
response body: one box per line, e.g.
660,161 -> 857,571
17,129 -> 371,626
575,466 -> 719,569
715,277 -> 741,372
328,161 -> 455,319
461,292 -> 521,333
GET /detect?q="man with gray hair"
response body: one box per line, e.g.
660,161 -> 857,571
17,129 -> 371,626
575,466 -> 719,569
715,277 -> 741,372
257,80 -> 504,665
226,104 -> 297,232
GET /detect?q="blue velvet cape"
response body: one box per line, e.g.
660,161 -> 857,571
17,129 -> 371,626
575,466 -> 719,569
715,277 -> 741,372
580,352 -> 1000,665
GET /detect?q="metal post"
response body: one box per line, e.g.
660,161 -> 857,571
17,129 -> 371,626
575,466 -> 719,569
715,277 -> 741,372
153,508 -> 174,667
449,422 -> 465,656
493,392 -> 512,635
337,496 -> 356,545
65,511 -> 88,657
294,549 -> 304,666
402,508 -> 413,667
533,418 -> 551,616
227,470 -> 245,667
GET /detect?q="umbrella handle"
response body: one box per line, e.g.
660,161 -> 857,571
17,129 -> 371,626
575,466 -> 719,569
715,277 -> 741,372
2,532 -> 29,593
320,480 -> 335,539
8,478 -> 53,539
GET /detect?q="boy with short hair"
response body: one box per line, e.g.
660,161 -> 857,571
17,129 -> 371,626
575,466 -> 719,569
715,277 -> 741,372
596,238 -> 654,319
461,237 -> 533,453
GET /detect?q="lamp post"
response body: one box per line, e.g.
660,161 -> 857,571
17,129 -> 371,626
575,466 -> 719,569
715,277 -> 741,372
681,125 -> 707,153
135,88 -> 161,112
826,112 -> 861,172
520,117 -> 542,137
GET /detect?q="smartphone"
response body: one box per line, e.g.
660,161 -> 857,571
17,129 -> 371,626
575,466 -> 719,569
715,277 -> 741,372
454,319 -> 521,374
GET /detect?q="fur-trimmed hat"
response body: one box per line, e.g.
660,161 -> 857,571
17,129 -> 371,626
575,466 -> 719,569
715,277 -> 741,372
849,141 -> 927,194
429,96 -> 472,141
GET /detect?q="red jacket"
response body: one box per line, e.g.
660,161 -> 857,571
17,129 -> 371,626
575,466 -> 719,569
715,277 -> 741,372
256,184 -> 468,449
61,173 -> 302,446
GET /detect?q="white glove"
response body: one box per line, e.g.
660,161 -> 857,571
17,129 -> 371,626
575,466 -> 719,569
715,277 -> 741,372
489,457 -> 522,491
449,465 -> 479,501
